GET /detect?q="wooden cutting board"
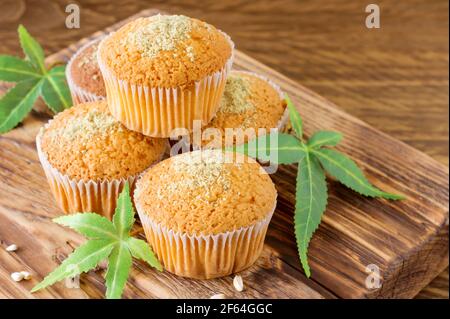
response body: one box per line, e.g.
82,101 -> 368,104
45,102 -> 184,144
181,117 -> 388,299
0,9 -> 448,299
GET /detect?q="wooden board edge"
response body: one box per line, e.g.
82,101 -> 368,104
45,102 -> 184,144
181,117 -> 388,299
371,219 -> 449,298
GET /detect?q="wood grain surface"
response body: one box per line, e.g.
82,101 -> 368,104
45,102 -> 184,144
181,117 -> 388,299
0,2 -> 448,298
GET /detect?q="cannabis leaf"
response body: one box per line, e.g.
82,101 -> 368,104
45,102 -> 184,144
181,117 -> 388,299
105,243 -> 132,299
295,151 -> 327,278
31,240 -> 115,292
311,148 -> 404,200
0,25 -> 72,134
232,132 -> 306,164
18,25 -> 46,74
0,55 -> 40,81
41,66 -> 72,112
31,183 -> 162,299
0,78 -> 41,133
286,95 -> 303,140
307,131 -> 342,149
234,94 -> 405,277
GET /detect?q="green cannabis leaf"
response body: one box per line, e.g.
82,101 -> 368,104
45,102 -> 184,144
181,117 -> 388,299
311,148 -> 404,200
0,55 -> 40,82
307,131 -> 342,149
232,132 -> 306,164
286,95 -> 303,140
31,239 -> 115,292
295,151 -> 327,278
41,66 -> 72,113
31,183 -> 162,299
0,78 -> 41,133
0,25 -> 72,134
235,94 -> 405,277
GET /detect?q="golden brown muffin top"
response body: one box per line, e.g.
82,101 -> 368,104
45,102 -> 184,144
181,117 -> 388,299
194,71 -> 286,148
69,40 -> 106,97
40,101 -> 167,181
98,15 -> 233,88
135,150 -> 277,235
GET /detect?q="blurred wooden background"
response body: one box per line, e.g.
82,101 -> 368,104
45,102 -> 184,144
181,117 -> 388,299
0,0 -> 448,298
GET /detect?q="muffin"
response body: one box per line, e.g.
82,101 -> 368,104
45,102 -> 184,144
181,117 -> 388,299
134,150 -> 277,279
36,101 -> 168,219
97,14 -> 234,138
66,39 -> 106,104
189,70 -> 288,149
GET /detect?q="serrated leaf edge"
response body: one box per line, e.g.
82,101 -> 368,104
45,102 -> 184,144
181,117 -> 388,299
127,237 -> 163,271
41,69 -> 71,111
53,213 -> 119,240
0,78 -> 42,133
295,149 -> 328,278
31,239 -> 115,293
113,182 -> 135,238
105,243 -> 132,299
285,94 -> 303,140
0,55 -> 42,82
307,131 -> 343,149
18,25 -> 46,74
232,132 -> 306,164
311,148 -> 404,200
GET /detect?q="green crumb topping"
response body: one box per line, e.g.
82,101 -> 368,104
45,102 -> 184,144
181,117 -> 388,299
155,151 -> 234,201
127,14 -> 194,59
218,74 -> 254,114
174,151 -> 229,189
48,109 -> 122,144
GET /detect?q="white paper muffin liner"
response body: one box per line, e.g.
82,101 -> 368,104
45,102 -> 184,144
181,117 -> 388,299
66,38 -> 106,104
177,70 -> 289,151
97,30 -> 235,138
36,121 -> 166,219
134,180 -> 277,279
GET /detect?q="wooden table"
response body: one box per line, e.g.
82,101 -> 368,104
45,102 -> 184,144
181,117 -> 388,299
0,0 -> 448,298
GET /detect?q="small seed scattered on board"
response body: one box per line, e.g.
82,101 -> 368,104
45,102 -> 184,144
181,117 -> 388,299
6,244 -> 18,252
21,271 -> 32,280
11,272 -> 24,282
233,275 -> 244,292
210,293 -> 226,299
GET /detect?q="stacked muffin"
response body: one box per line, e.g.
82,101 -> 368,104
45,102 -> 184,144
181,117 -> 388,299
37,14 -> 286,279
98,15 -> 234,137
135,150 -> 277,279
66,39 -> 106,103
191,70 -> 288,149
37,101 -> 167,219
